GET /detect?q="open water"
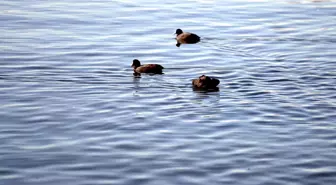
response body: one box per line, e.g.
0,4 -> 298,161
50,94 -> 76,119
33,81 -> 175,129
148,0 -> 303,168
1,0 -> 336,184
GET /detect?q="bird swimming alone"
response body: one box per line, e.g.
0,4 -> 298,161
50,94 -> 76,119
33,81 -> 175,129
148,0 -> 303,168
192,75 -> 220,90
131,59 -> 164,74
175,28 -> 200,47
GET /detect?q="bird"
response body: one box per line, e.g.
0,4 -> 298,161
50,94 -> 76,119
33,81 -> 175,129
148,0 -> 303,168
131,59 -> 164,74
175,28 -> 200,47
192,75 -> 220,90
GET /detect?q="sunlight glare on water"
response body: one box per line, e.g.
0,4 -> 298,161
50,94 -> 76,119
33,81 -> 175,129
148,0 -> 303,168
1,0 -> 336,185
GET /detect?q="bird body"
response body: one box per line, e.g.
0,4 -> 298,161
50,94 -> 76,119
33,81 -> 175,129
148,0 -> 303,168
192,75 -> 220,90
175,29 -> 200,47
132,59 -> 164,74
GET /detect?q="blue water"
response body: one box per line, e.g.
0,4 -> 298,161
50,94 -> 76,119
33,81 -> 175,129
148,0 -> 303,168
1,0 -> 336,184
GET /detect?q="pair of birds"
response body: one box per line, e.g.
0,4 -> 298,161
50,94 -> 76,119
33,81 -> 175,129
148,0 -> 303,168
131,29 -> 220,90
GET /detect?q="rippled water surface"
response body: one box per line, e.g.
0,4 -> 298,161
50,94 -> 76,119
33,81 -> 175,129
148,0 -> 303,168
1,0 -> 336,184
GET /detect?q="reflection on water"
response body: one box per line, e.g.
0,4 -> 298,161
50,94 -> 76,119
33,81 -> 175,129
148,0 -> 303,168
1,0 -> 336,185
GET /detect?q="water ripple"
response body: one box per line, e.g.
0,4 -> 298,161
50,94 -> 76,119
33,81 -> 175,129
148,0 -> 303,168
1,0 -> 336,185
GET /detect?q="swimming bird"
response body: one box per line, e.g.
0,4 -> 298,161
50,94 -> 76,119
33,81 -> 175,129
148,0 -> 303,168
175,28 -> 200,47
131,59 -> 164,74
192,75 -> 220,90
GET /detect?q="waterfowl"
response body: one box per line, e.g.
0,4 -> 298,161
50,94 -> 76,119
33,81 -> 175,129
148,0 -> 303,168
192,75 -> 220,90
131,59 -> 164,74
175,28 -> 200,47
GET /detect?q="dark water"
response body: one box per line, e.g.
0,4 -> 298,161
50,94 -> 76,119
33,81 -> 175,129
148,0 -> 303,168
1,0 -> 336,184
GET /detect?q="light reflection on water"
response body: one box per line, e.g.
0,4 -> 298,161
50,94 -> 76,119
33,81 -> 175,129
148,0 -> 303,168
1,0 -> 336,184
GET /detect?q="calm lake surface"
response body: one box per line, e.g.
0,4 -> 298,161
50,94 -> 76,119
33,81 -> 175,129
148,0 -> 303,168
1,0 -> 336,184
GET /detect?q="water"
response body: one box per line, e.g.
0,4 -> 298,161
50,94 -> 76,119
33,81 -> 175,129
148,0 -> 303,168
1,0 -> 336,184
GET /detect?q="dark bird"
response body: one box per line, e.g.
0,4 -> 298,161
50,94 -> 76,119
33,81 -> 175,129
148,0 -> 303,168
131,59 -> 164,74
192,75 -> 220,90
175,28 -> 200,47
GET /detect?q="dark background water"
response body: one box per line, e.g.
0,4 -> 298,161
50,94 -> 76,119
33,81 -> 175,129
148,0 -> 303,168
1,0 -> 336,184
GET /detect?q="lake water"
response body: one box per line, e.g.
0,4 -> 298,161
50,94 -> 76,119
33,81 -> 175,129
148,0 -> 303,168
1,0 -> 336,184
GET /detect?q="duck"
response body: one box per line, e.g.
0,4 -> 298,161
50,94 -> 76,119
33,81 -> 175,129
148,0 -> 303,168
131,59 -> 164,74
175,28 -> 200,47
192,75 -> 220,90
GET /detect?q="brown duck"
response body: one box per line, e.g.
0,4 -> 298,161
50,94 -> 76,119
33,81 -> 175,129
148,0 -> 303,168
175,28 -> 200,47
192,75 -> 220,90
131,59 -> 164,74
